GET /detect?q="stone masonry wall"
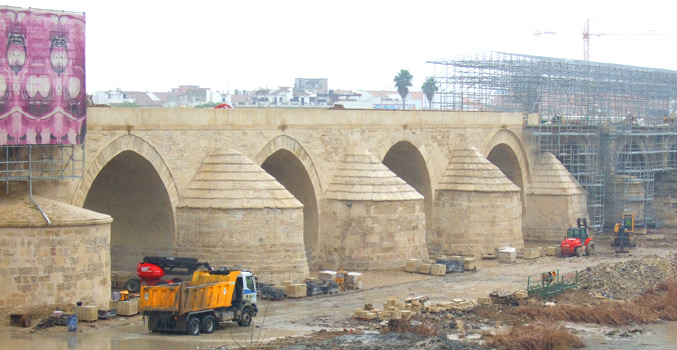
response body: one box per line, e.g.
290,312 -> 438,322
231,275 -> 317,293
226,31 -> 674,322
320,199 -> 428,270
655,171 -> 677,227
175,207 -> 309,285
523,193 -> 588,241
0,224 -> 111,315
433,191 -> 523,256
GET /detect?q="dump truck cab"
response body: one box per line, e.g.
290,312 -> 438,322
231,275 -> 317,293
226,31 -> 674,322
140,268 -> 258,335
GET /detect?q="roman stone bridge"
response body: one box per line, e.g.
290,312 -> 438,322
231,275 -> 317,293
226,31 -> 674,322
27,107 -> 588,285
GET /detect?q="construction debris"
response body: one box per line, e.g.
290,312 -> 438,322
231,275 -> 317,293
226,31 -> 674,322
578,252 -> 677,300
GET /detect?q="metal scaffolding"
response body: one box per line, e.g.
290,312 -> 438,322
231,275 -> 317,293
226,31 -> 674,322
428,52 -> 677,233
1,144 -> 85,190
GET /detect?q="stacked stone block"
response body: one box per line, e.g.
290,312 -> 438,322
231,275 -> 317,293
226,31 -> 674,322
523,152 -> 588,241
320,149 -> 428,270
176,149 -> 309,285
433,145 -> 524,257
0,194 -> 112,315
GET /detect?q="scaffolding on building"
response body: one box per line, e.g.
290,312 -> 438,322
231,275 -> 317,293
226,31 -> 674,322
428,52 -> 677,233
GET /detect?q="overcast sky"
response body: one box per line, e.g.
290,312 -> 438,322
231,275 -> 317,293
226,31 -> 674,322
7,0 -> 677,93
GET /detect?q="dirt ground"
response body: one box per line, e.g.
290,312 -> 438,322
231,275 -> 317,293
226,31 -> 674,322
1,229 -> 675,350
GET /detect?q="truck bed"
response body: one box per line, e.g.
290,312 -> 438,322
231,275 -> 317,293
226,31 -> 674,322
140,270 -> 240,314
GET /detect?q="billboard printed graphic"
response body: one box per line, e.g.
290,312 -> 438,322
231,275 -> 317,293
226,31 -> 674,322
0,8 -> 85,145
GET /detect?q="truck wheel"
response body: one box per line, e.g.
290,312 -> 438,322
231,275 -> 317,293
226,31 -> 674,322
586,241 -> 596,256
186,317 -> 201,336
575,247 -> 582,257
148,317 -> 159,333
238,306 -> 252,327
201,315 -> 216,334
126,279 -> 140,293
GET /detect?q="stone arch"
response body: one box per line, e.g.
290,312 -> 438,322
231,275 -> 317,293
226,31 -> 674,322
482,129 -> 530,213
255,135 -> 322,268
255,135 -> 323,197
380,140 -> 434,251
73,134 -> 179,271
617,139 -> 648,172
73,134 -> 180,208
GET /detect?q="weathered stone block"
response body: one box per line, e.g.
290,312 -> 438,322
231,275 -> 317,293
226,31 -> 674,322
417,263 -> 432,274
431,264 -> 446,276
498,248 -> 516,263
75,305 -> 98,322
463,257 -> 476,271
545,246 -> 559,256
405,259 -> 422,272
523,248 -> 540,260
285,284 -> 307,298
117,299 -> 138,316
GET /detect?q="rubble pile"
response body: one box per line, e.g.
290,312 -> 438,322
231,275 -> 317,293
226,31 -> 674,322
578,252 -> 677,300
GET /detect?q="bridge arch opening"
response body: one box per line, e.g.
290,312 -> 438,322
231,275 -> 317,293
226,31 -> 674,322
382,141 -> 433,247
619,142 -> 646,171
83,150 -> 175,271
487,143 -> 525,213
261,149 -> 319,268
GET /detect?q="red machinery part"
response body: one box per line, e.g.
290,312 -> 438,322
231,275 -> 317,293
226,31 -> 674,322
137,262 -> 165,282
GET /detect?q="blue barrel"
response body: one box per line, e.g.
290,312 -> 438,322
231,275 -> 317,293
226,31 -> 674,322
67,314 -> 78,332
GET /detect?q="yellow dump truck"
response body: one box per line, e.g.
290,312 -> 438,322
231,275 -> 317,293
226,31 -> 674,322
139,268 -> 258,335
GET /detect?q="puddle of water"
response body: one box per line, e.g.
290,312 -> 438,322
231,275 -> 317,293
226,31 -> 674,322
578,321 -> 677,350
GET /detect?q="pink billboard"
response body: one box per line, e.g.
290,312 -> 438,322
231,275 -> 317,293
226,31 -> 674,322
0,7 -> 85,145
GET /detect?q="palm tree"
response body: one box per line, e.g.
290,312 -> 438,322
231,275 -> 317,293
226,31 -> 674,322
421,77 -> 438,110
393,69 -> 413,110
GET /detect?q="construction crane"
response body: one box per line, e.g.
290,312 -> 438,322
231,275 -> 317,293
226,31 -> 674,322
534,19 -> 674,61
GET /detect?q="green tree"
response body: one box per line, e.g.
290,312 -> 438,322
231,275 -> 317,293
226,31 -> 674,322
393,69 -> 413,110
421,77 -> 438,110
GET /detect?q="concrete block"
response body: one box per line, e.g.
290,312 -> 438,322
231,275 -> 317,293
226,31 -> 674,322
463,257 -> 476,271
417,263 -> 432,274
498,248 -> 516,263
523,248 -> 540,260
345,272 -> 362,290
117,299 -> 138,316
478,297 -> 492,305
75,305 -> 98,322
545,246 -> 559,256
319,270 -> 336,281
431,264 -> 446,276
405,259 -> 422,273
285,284 -> 307,298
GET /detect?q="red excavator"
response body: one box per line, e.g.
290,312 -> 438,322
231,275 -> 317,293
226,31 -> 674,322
560,218 -> 596,257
